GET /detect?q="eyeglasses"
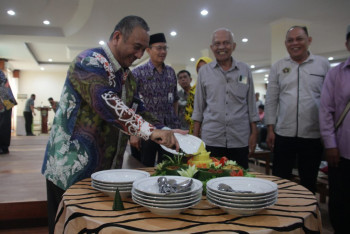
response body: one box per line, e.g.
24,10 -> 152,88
150,46 -> 169,51
212,41 -> 232,48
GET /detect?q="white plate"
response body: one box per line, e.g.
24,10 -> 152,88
133,197 -> 201,216
133,176 -> 203,197
91,180 -> 133,187
206,187 -> 278,200
207,196 -> 269,216
206,192 -> 277,208
132,189 -> 202,202
207,177 -> 278,196
160,133 -> 205,155
92,186 -> 131,199
91,169 -> 150,184
206,189 -> 277,204
132,194 -> 202,208
92,183 -> 132,192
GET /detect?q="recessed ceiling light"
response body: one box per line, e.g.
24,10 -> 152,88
264,78 -> 268,81
7,10 -> 15,16
40,67 -> 45,71
265,74 -> 269,77
170,31 -> 177,36
328,57 -> 334,61
43,20 -> 50,25
48,58 -> 53,62
99,40 -> 105,45
250,65 -> 255,69
190,58 -> 195,62
200,9 -> 208,16
242,38 -> 248,43
265,80 -> 269,84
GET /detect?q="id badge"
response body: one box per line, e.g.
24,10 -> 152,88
168,92 -> 174,103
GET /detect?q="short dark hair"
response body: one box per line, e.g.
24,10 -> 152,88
48,97 -> 53,101
258,104 -> 264,110
31,94 -> 35,98
347,32 -> 350,41
177,70 -> 191,79
287,26 -> 309,37
109,15 -> 149,41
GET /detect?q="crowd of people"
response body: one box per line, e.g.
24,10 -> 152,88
1,15 -> 348,234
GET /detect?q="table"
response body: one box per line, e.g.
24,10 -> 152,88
55,168 -> 322,233
249,150 -> 271,174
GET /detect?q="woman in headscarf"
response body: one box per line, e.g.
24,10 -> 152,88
184,56 -> 212,134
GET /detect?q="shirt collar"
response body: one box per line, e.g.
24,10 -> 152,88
211,57 -> 238,71
147,59 -> 165,74
285,51 -> 314,64
342,56 -> 350,69
102,44 -> 124,73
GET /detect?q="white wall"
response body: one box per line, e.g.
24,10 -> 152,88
16,70 -> 67,132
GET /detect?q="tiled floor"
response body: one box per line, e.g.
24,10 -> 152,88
0,135 -> 334,233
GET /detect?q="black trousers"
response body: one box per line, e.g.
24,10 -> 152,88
46,179 -> 65,234
23,111 -> 33,135
0,108 -> 12,151
272,134 -> 323,193
131,139 -> 168,167
206,145 -> 249,169
328,157 -> 350,234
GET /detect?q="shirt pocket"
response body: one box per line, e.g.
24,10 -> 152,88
307,73 -> 324,93
230,83 -> 248,103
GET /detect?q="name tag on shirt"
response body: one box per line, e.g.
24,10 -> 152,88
239,75 -> 248,84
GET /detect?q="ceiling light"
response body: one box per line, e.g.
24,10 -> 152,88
99,40 -> 105,45
265,74 -> 269,77
170,31 -> 177,36
242,38 -> 248,43
190,58 -> 195,62
48,59 -> 53,62
250,65 -> 255,69
264,78 -> 268,81
43,20 -> 50,25
200,9 -> 208,16
331,62 -> 340,67
328,57 -> 334,61
40,67 -> 45,71
7,10 -> 15,16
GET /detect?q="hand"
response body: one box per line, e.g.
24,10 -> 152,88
130,135 -> 141,150
248,131 -> 257,156
171,129 -> 188,135
266,125 -> 275,151
150,129 -> 180,151
325,148 -> 340,167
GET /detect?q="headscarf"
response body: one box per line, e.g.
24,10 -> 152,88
195,56 -> 213,73
0,70 -> 17,112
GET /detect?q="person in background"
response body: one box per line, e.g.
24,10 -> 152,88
177,70 -> 192,130
258,104 -> 265,124
48,97 -> 58,113
0,70 -> 17,154
132,33 -> 181,166
23,94 -> 36,136
41,16 -> 182,234
255,92 -> 263,111
185,56 -> 212,134
319,24 -> 350,233
265,26 -> 330,193
192,28 -> 259,169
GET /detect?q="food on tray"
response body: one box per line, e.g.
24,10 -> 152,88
187,142 -> 213,168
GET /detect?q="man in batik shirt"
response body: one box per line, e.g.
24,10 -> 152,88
41,16 -> 180,234
132,33 -> 181,166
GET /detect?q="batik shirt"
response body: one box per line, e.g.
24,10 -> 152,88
0,70 -> 17,112
42,45 -> 161,190
132,60 -> 180,129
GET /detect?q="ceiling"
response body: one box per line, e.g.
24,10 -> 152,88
0,0 -> 349,84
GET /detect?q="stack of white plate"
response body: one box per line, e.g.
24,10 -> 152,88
206,177 -> 278,216
91,169 -> 150,199
132,176 -> 203,215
